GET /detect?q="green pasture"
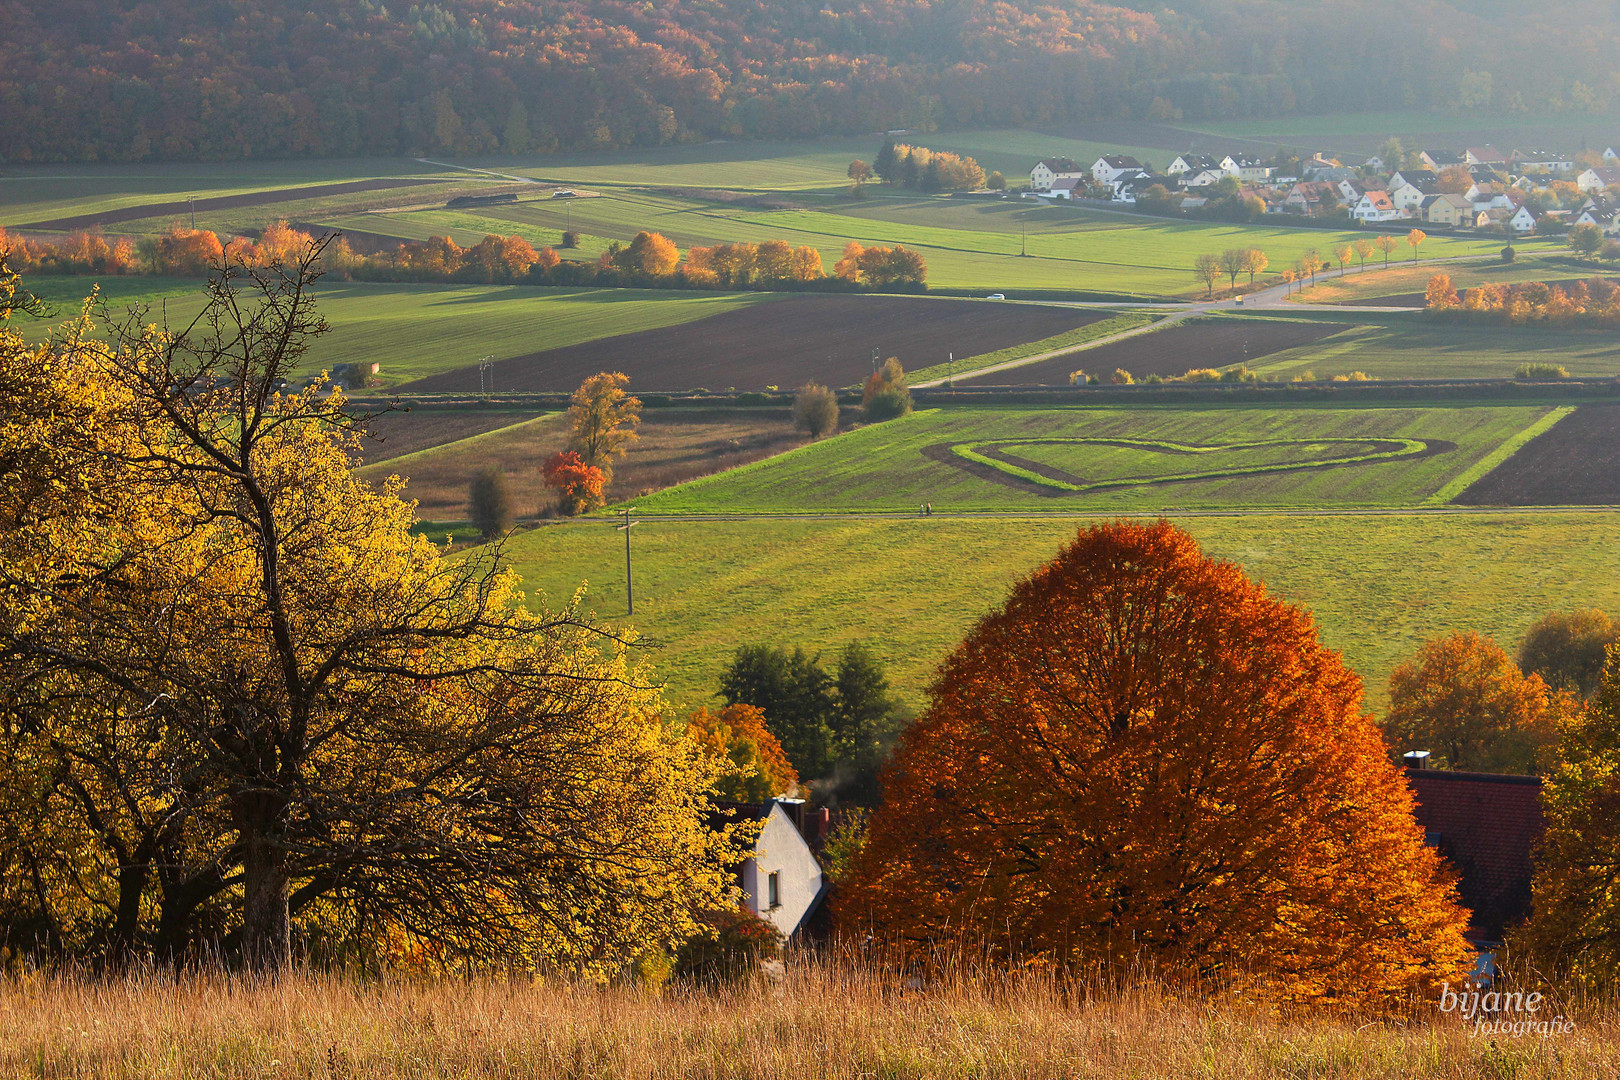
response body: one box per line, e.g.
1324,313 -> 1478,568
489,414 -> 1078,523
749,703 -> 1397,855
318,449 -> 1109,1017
625,404 -> 1555,513
0,158 -> 452,229
500,510 -> 1620,713
1234,313 -> 1620,379
15,277 -> 768,385
382,187 -> 1519,296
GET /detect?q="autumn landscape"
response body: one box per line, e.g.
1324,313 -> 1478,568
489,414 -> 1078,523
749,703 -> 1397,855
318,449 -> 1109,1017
5,1 -> 1620,1077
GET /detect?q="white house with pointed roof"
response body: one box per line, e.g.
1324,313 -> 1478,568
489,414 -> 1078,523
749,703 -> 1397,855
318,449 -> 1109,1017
1029,158 -> 1085,192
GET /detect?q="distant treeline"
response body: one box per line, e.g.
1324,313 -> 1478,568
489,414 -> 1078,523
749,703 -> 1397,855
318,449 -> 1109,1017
2,0 -> 1618,163
0,224 -> 927,293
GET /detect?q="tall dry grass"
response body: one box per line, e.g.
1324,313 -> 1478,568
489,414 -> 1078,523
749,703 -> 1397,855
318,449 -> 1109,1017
2,956 -> 1617,1079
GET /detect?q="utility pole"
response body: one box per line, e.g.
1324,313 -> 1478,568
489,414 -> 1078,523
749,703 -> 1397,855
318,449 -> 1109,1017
476,355 -> 495,395
947,352 -> 954,390
615,507 -> 639,616
189,195 -> 196,230
1020,218 -> 1026,257
871,348 -> 879,374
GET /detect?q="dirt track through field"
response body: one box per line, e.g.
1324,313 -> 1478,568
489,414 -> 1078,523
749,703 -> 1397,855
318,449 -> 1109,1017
1455,406 -> 1620,505
6,179 -> 445,232
398,296 -> 1108,393
960,319 -> 1351,384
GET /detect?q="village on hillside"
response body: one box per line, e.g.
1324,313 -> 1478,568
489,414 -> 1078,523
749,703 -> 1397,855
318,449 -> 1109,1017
1026,143 -> 1620,236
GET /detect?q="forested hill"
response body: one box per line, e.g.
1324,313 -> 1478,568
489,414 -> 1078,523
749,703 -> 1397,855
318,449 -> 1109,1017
1,0 -> 1615,163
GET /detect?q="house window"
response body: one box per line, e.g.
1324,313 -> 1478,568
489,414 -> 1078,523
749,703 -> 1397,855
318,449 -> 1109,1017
767,871 -> 781,909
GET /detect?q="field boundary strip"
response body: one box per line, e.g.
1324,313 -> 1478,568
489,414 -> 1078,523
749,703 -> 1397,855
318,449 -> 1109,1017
1424,406 -> 1575,505
947,437 -> 1434,494
357,413 -> 557,473
907,312 -> 1155,384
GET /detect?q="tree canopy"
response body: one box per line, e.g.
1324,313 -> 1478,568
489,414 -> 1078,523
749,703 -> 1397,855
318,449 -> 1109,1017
0,251 -> 740,971
834,520 -> 1471,1008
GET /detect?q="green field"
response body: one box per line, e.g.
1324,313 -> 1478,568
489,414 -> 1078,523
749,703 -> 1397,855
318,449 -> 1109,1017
501,511 -> 1620,714
363,188 -> 1516,297
624,404 -> 1557,513
19,278 -> 769,385
1230,311 -> 1620,380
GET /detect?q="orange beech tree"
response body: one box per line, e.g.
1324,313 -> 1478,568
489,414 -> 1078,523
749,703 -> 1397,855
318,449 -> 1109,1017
835,520 -> 1471,1009
686,704 -> 800,803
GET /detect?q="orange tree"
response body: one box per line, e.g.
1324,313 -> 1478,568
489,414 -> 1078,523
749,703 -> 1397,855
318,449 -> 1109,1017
834,520 -> 1471,1009
687,704 -> 800,802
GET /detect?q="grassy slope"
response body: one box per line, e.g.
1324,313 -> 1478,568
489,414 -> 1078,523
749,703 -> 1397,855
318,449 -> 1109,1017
625,405 -> 1548,513
1236,315 -> 1620,379
502,511 -> 1620,713
18,278 -> 768,385
404,189 -> 1515,296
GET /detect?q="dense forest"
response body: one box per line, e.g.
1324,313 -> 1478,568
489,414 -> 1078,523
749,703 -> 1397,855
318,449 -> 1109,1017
1,0 -> 1616,163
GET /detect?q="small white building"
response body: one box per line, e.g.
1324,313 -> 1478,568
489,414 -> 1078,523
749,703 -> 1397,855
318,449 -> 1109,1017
1182,168 -> 1226,188
1605,147 -> 1618,163
1167,153 -> 1220,177
1046,176 -> 1083,200
1508,205 -> 1541,234
1029,157 -> 1085,193
1349,190 -> 1399,223
1578,166 -> 1620,193
712,799 -> 827,939
1512,150 -> 1575,175
1091,155 -> 1144,184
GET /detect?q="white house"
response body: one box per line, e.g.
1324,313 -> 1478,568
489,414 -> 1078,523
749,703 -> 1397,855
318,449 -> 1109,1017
1465,145 -> 1507,167
1466,183 -> 1520,212
1389,182 -> 1431,215
1167,153 -> 1220,177
1512,149 -> 1575,175
1390,168 -> 1438,190
1578,166 -> 1620,193
1361,154 -> 1386,172
1182,168 -> 1226,188
712,800 -> 827,938
1029,157 -> 1085,192
1227,156 -> 1274,183
1338,178 -> 1385,203
1350,190 -> 1399,223
1576,197 -> 1620,234
1046,176 -> 1083,200
1605,147 -> 1619,163
1091,155 -> 1144,184
1508,205 -> 1541,234
1420,149 -> 1466,171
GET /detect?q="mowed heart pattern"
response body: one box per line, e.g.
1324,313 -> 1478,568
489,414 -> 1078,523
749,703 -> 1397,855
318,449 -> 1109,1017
946,436 -> 1439,494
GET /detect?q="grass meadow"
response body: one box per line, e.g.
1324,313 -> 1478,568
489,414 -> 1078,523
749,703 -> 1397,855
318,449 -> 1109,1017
624,404 -> 1555,514
8,962 -> 1616,1080
498,509 -> 1620,714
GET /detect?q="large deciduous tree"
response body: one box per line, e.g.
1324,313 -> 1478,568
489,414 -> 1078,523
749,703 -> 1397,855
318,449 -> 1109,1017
566,371 -> 641,482
0,250 -> 738,971
1518,609 -> 1618,697
834,520 -> 1471,1009
1384,632 -> 1562,774
1514,646 -> 1620,991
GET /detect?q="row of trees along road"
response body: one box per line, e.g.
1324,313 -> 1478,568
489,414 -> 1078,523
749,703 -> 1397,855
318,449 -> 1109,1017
0,245 -> 746,971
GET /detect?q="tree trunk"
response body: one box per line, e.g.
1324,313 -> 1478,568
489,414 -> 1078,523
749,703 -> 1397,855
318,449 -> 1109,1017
237,791 -> 291,971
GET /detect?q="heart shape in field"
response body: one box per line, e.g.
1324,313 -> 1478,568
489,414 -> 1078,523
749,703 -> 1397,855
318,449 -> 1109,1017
943,436 -> 1438,494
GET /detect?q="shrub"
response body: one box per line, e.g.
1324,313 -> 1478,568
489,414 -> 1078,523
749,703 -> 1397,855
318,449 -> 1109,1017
1111,368 -> 1135,385
1501,245 -> 1517,263
674,907 -> 783,985
736,391 -> 770,405
792,382 -> 841,438
1219,366 -> 1259,383
560,231 -> 580,249
467,466 -> 514,538
1329,371 -> 1372,382
542,450 -> 607,515
1515,362 -> 1570,379
1179,367 -> 1222,382
1068,370 -> 1087,386
862,358 -> 912,422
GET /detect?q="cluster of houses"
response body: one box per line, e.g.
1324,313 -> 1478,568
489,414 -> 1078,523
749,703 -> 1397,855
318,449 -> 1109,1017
1026,144 -> 1620,235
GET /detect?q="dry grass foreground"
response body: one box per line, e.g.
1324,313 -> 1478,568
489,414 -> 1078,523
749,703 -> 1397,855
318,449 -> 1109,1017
4,961 -> 1618,1080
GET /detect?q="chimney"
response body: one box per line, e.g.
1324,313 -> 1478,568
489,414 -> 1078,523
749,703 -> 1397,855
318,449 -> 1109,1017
773,796 -> 807,835
1404,750 -> 1432,770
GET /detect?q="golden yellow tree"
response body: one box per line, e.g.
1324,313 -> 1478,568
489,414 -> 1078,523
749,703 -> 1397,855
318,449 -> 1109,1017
0,251 -> 739,971
566,370 -> 641,482
835,521 -> 1472,1009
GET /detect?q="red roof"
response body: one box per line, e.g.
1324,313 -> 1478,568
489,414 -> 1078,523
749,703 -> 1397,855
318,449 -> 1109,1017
1405,768 -> 1545,942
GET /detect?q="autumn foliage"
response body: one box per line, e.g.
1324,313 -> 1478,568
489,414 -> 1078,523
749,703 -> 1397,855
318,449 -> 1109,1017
686,704 -> 800,803
834,520 -> 1472,1008
541,450 -> 607,516
1427,275 -> 1620,327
